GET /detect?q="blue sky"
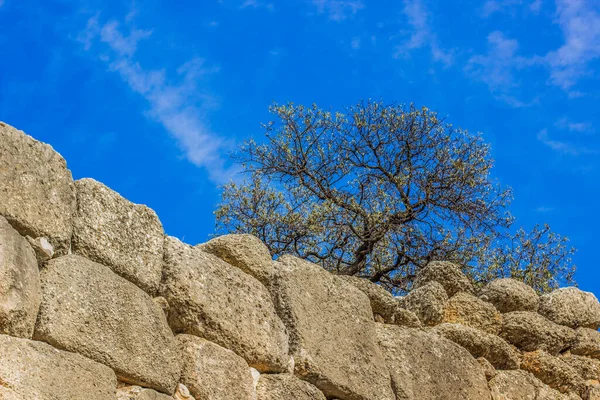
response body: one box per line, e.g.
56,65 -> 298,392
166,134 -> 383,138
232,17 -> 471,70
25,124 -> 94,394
1,0 -> 598,294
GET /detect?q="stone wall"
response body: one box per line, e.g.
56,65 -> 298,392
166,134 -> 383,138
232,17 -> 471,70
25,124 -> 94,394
1,121 -> 600,400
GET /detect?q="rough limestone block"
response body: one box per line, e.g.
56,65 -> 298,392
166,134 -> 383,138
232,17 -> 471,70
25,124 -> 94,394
392,307 -> 422,328
177,334 -> 255,400
480,278 -> 539,313
559,354 -> 600,381
337,275 -> 398,323
412,260 -> 474,296
400,281 -> 448,326
442,292 -> 503,334
500,311 -> 576,355
25,235 -> 54,264
0,122 -> 76,255
376,324 -> 492,400
431,323 -> 520,370
538,287 -> 600,329
571,328 -> 600,359
33,255 -> 181,394
477,357 -> 497,381
199,234 -> 275,285
72,178 -> 164,295
271,255 -> 395,400
521,350 -> 586,396
117,386 -> 173,400
488,370 -> 574,400
161,236 -> 289,373
0,216 -> 40,338
0,334 -> 116,400
256,374 -> 326,400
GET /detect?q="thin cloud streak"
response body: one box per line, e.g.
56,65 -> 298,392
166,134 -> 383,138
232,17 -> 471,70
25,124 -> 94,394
78,16 -> 238,184
311,0 -> 363,21
537,129 -> 599,156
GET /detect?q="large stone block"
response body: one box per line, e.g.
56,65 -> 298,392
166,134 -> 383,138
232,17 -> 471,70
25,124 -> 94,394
559,354 -> 600,381
521,350 -> 586,396
412,260 -> 474,296
571,328 -> 600,359
376,324 -> 491,400
431,323 -> 520,370
0,334 -> 116,399
117,386 -> 173,400
500,311 -> 576,355
480,278 -> 539,313
538,287 -> 600,329
400,281 -> 448,326
161,236 -> 289,373
270,255 -> 395,400
442,292 -> 503,334
0,122 -> 76,255
337,275 -> 398,323
33,255 -> 181,394
488,370 -> 576,400
256,374 -> 326,400
0,216 -> 40,338
72,178 -> 164,295
199,234 -> 275,285
177,334 -> 255,400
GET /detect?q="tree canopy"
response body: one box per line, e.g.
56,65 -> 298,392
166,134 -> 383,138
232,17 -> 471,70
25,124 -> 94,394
215,101 -> 576,293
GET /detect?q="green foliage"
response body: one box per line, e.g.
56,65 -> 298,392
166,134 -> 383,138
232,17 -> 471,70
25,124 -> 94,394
215,101 -> 576,293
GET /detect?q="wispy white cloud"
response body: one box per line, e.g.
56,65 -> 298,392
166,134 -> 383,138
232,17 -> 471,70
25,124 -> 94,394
396,0 -> 453,66
537,129 -> 599,155
480,0 -> 542,17
79,15 -> 238,183
0,0 -> 5,7
311,0 -> 363,21
555,117 -> 594,134
536,206 -> 556,213
544,0 -> 600,92
240,0 -> 274,11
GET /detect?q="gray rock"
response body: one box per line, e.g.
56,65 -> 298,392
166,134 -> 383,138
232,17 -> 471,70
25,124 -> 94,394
442,292 -> 503,334
571,328 -> 600,359
178,334 -> 255,400
199,234 -> 275,285
33,255 -> 181,394
117,386 -> 174,400
376,324 -> 492,400
539,287 -> 600,329
500,311 -> 576,355
559,354 -> 600,381
72,178 -> 164,295
255,374 -> 326,400
431,323 -> 520,369
413,260 -> 474,296
521,350 -> 586,396
0,122 -> 76,255
271,255 -> 395,400
0,334 -> 116,399
401,281 -> 448,326
337,275 -> 398,323
480,278 -> 539,313
0,216 -> 40,338
161,236 -> 289,373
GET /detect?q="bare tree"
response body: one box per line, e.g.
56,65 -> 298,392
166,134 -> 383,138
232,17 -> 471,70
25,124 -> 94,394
215,101 -> 576,293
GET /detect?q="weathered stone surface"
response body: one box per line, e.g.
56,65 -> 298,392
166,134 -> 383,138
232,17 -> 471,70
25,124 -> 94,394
477,357 -> 498,381
489,370 -> 538,400
500,311 -> 576,355
117,386 -> 173,400
560,354 -> 600,381
0,216 -> 40,338
480,278 -> 539,313
587,382 -> 600,400
376,324 -> 491,400
72,178 -> 164,295
571,328 -> 600,359
199,234 -> 275,285
0,122 -> 76,255
255,374 -> 326,400
34,255 -> 180,394
337,275 -> 398,323
161,236 -> 289,373
173,384 -> 195,400
393,307 -> 422,327
413,260 -> 474,296
177,334 -> 255,400
538,287 -> 600,329
431,323 -> 520,369
442,292 -> 503,334
401,281 -> 448,326
521,350 -> 586,395
0,334 -> 116,400
271,255 -> 395,400
25,235 -> 54,264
